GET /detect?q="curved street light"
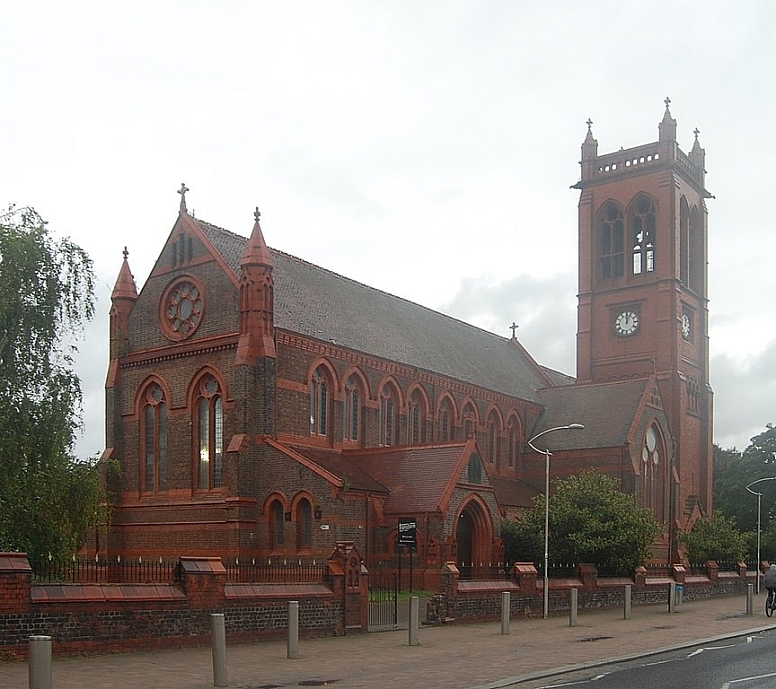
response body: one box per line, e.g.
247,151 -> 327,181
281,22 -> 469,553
746,476 -> 776,594
527,423 -> 585,619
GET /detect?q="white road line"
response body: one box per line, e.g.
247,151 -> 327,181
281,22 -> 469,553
720,670 -> 776,688
687,644 -> 736,657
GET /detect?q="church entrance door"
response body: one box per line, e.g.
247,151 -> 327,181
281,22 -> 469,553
455,498 -> 494,580
456,511 -> 473,574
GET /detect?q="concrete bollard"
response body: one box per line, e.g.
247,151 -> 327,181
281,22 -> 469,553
624,584 -> 632,620
29,635 -> 52,689
668,582 -> 676,613
287,600 -> 300,659
569,588 -> 578,627
408,596 -> 419,646
211,613 -> 228,687
747,583 -> 754,616
501,591 -> 510,635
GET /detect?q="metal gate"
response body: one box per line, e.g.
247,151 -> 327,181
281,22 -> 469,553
368,571 -> 398,631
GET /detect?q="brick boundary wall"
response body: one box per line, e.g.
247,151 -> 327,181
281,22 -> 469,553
429,561 -> 756,624
0,552 -> 754,658
0,543 -> 365,659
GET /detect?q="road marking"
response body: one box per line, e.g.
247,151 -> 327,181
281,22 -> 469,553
687,644 -> 735,657
720,670 -> 776,688
536,674 -> 611,687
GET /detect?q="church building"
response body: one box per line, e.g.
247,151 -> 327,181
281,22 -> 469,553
103,102 -> 713,578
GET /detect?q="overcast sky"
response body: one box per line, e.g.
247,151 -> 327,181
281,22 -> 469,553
2,1 -> 773,458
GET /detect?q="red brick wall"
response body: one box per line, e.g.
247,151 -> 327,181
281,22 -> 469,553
0,555 -> 346,658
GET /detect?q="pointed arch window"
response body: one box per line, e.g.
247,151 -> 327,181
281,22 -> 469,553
598,201 -> 624,280
506,415 -> 521,468
195,375 -> 223,490
642,424 -> 666,522
309,367 -> 330,437
438,397 -> 453,442
462,402 -> 477,440
486,411 -> 501,466
688,206 -> 702,293
408,389 -> 426,445
631,194 -> 656,275
343,375 -> 362,443
379,383 -> 399,446
680,199 -> 690,284
467,452 -> 482,484
296,498 -> 312,549
271,500 -> 285,549
142,384 -> 167,493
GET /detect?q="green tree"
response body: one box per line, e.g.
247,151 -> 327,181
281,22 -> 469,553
502,470 -> 661,576
0,206 -> 108,560
676,513 -> 748,564
758,519 -> 776,566
713,426 -> 776,533
501,512 -> 542,565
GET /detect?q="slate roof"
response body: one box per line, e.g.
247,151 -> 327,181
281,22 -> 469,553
533,379 -> 651,451
289,442 -> 481,515
288,446 -> 390,495
541,366 -> 575,387
488,474 -> 541,510
196,218 -> 552,403
353,443 -> 477,514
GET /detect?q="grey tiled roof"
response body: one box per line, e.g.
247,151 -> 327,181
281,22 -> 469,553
197,219 -> 551,402
488,474 -> 540,510
532,379 -> 650,450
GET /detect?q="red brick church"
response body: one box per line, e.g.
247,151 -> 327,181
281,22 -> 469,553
102,102 -> 713,577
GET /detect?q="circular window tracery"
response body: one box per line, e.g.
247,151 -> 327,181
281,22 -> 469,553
160,279 -> 204,341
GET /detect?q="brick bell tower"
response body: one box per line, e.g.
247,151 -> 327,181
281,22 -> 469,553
574,99 -> 713,530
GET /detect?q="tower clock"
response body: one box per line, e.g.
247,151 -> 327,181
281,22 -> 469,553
573,100 -> 713,533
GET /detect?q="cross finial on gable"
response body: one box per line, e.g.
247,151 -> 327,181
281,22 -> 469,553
510,322 -> 519,339
122,246 -> 129,261
693,127 -> 700,140
586,118 -> 593,131
664,96 -> 671,110
254,206 -> 261,222
178,183 -> 190,212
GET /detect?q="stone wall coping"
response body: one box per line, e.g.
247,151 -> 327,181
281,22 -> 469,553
179,557 -> 226,574
31,583 -> 185,603
548,577 -> 583,589
513,563 -> 538,574
225,583 -> 332,599
596,577 -> 635,588
458,581 -> 520,592
684,575 -> 711,584
0,553 -> 32,573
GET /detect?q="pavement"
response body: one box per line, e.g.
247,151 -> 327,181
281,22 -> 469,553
2,592 -> 775,689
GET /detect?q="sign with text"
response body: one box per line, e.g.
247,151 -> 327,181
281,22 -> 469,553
398,517 -> 417,548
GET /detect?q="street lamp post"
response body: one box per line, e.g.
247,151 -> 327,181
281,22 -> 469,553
527,423 -> 585,619
746,476 -> 776,594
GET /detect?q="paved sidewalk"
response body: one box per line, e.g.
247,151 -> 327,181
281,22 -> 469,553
2,593 -> 774,689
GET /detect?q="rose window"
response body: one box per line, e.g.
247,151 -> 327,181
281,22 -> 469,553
160,280 -> 203,340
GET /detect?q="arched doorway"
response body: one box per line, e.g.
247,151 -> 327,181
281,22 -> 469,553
456,512 -> 473,568
454,498 -> 494,579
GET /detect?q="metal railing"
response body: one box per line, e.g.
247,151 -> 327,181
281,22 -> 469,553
223,559 -> 328,583
28,555 -> 329,585
30,556 -> 180,584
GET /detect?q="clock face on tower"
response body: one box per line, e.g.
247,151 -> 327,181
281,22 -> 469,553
681,313 -> 691,340
614,310 -> 639,336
